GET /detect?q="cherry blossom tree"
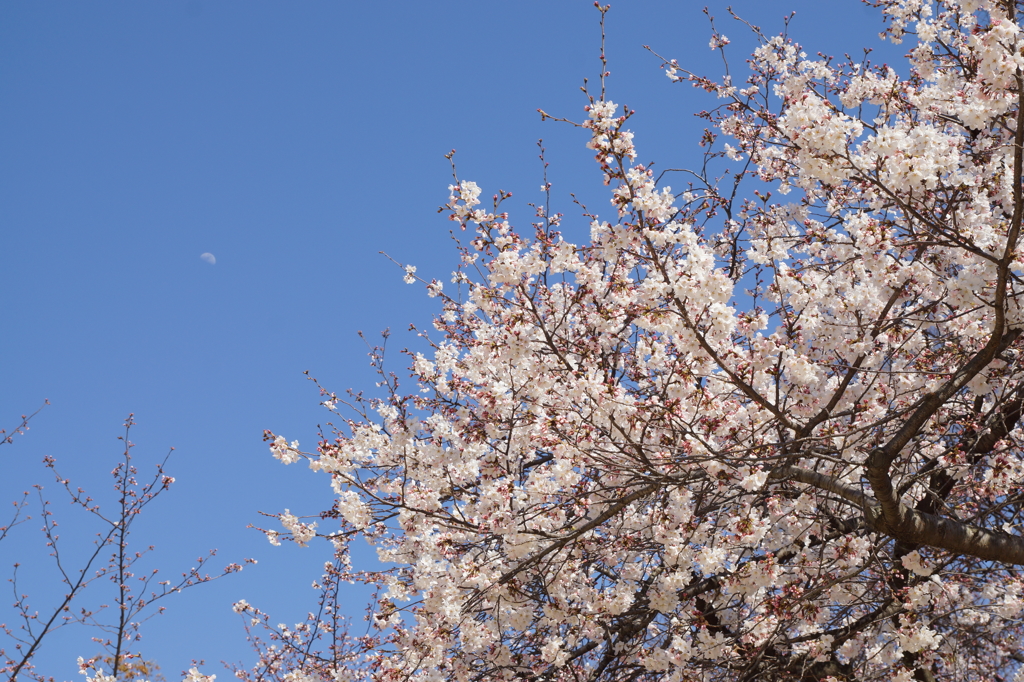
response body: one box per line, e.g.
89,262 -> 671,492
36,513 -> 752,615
258,0 -> 1024,680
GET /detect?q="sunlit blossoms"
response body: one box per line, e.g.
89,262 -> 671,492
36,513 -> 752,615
269,435 -> 301,465
279,510 -> 317,548
77,659 -> 217,682
254,1 -> 1024,681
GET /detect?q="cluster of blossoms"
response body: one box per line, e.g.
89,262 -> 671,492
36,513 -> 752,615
269,435 -> 301,465
77,658 -> 215,682
279,509 -> 317,547
252,1 -> 1024,681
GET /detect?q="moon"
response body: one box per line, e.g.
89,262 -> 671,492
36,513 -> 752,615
200,252 -> 216,265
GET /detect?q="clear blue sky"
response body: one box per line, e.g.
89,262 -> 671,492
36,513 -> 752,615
1,1 -> 898,677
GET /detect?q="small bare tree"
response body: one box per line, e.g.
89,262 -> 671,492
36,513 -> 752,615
1,412 -> 247,681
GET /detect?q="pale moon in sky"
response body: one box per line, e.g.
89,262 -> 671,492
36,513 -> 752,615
200,252 -> 216,265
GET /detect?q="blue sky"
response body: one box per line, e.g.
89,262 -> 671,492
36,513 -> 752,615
1,1 -> 899,677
